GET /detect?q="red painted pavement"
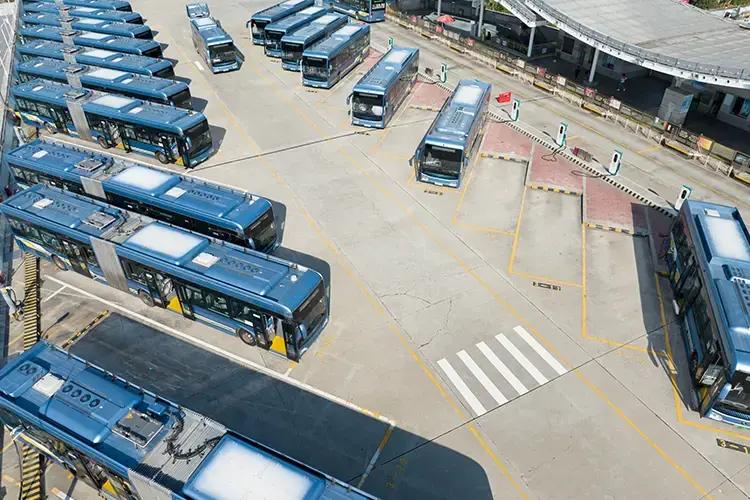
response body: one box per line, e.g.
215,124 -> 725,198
481,121 -> 532,157
409,81 -> 450,108
527,146 -> 584,193
585,176 -> 648,232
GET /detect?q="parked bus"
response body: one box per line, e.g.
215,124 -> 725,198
280,13 -> 347,71
12,79 -> 212,168
22,3 -> 143,24
18,41 -> 175,78
22,12 -> 152,39
186,2 -> 210,19
189,16 -> 239,73
19,25 -> 163,58
25,0 -> 133,12
16,58 -> 191,109
410,80 -> 491,188
301,23 -> 369,89
247,0 -> 314,46
3,185 -> 328,360
348,46 -> 418,129
0,342 -> 376,499
324,0 -> 385,22
665,200 -> 750,428
263,6 -> 330,58
5,139 -> 281,253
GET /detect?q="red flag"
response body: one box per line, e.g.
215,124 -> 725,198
496,91 -> 512,103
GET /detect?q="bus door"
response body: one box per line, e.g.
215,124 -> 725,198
142,270 -> 176,308
282,322 -> 301,361
698,362 -> 726,417
174,282 -> 195,319
60,239 -> 92,277
159,135 -> 178,162
249,312 -> 273,350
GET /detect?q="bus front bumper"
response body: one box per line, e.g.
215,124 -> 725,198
351,117 -> 384,129
265,49 -> 282,58
301,78 -> 331,89
418,172 -> 461,189
212,61 -> 240,73
187,146 -> 214,168
281,60 -> 301,71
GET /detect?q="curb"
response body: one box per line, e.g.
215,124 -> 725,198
481,152 -> 529,163
528,184 -> 581,196
410,104 -> 440,112
584,222 -> 648,237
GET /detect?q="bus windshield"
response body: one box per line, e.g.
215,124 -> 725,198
251,20 -> 267,38
423,144 -> 462,178
244,208 -> 276,251
282,42 -> 303,63
303,56 -> 327,79
185,121 -> 212,155
265,30 -> 283,48
352,92 -> 383,121
293,283 -> 327,345
209,43 -> 235,64
172,89 -> 193,109
717,371 -> 750,414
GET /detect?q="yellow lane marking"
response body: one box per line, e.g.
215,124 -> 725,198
369,89 -> 416,155
452,221 -> 515,236
357,422 -> 395,489
687,176 -> 750,209
507,186 -> 528,275
637,145 -> 661,154
245,53 -> 529,498
512,272 -> 582,288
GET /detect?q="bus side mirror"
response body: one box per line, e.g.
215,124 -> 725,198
409,156 -> 414,167
296,324 -> 307,344
346,94 -> 352,105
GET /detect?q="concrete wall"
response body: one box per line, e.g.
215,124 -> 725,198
557,35 -> 647,81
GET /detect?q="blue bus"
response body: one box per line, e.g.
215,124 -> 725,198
5,139 -> 281,253
410,80 -> 491,188
0,342 -> 377,499
247,0 -> 314,46
190,16 -> 239,73
666,200 -> 750,428
22,3 -> 144,24
19,25 -> 163,58
2,185 -> 329,360
16,58 -> 192,109
280,13 -> 348,71
12,80 -> 213,168
25,0 -> 133,11
301,23 -> 370,89
264,6 -> 330,58
21,12 -> 153,39
324,0 -> 385,22
18,41 -> 175,78
348,46 -> 419,129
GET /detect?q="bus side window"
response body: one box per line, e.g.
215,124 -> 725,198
121,258 -> 147,286
39,229 -> 64,254
230,298 -> 256,323
121,123 -> 137,140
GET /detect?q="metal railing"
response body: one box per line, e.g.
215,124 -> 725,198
388,6 -> 750,178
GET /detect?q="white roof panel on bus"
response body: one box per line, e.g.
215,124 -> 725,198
78,32 -> 109,40
88,68 -> 128,80
384,50 -> 409,65
111,166 -> 174,192
77,18 -> 105,25
194,17 -> 215,27
92,95 -> 137,109
313,14 -> 339,24
75,7 -> 97,12
453,85 -> 483,106
283,0 -> 307,5
703,214 -> 750,262
85,49 -> 117,58
300,6 -> 324,14
184,435 -> 325,500
125,223 -> 204,260
335,25 -> 360,36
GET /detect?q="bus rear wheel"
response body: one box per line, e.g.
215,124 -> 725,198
97,136 -> 111,149
155,151 -> 170,164
44,122 -> 57,135
52,255 -> 67,271
137,290 -> 155,307
237,328 -> 257,346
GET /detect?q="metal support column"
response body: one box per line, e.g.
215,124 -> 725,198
588,47 -> 600,84
527,25 -> 536,58
478,0 -> 485,40
437,0 -> 442,17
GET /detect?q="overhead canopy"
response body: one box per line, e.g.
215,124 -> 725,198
522,0 -> 750,87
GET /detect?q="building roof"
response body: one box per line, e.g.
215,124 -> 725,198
523,0 -> 750,87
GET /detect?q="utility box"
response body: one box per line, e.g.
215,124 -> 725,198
657,87 -> 694,127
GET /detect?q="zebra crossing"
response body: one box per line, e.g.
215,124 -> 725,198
438,326 -> 568,417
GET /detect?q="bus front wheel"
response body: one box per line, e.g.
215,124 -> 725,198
155,151 -> 170,164
97,136 -> 111,149
52,255 -> 67,271
237,328 -> 257,346
44,123 -> 57,135
137,290 -> 155,307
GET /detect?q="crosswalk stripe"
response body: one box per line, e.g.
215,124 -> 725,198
477,341 -> 528,395
438,358 -> 487,416
457,350 -> 507,405
513,326 -> 567,375
496,334 -> 548,385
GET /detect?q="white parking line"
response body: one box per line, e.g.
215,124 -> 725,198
477,341 -> 528,395
194,60 -> 205,71
438,358 -> 486,416
47,277 -> 395,426
513,326 -> 567,375
52,488 -> 75,500
42,284 -> 67,303
457,350 -> 507,406
496,334 -> 548,385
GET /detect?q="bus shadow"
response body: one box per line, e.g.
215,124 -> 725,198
210,125 -> 227,152
69,314 -> 495,500
191,96 -> 208,112
273,245 -> 331,291
163,57 -> 180,68
266,197 -> 287,245
173,75 -> 192,85
235,47 -> 246,64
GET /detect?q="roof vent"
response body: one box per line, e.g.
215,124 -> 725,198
61,46 -> 82,54
64,89 -> 88,100
82,211 -> 117,230
63,64 -> 86,74
0,362 -> 47,398
76,157 -> 107,172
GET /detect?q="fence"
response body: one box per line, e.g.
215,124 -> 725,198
388,6 -> 750,179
